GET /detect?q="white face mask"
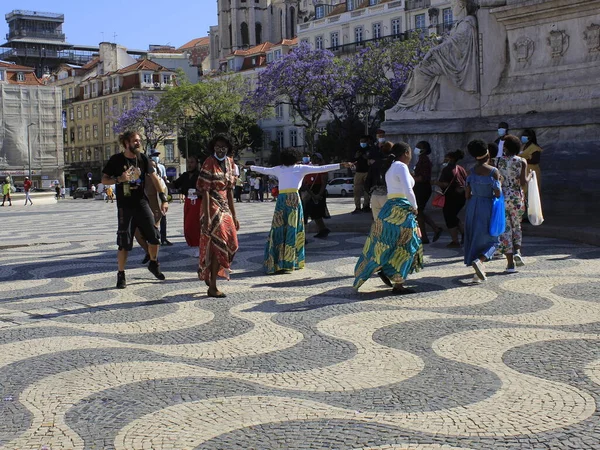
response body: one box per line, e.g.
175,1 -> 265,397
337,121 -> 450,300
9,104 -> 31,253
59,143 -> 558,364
214,153 -> 227,162
413,148 -> 421,157
378,137 -> 385,144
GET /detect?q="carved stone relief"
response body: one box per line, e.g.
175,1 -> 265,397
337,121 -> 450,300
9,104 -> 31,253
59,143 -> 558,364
583,24 -> 600,53
514,36 -> 535,62
547,30 -> 570,58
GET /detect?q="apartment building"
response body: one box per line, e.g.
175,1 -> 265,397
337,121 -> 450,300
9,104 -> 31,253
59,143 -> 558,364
47,43 -> 181,187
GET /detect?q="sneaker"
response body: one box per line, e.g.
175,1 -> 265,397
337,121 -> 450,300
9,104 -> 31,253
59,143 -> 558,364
471,259 -> 487,281
362,207 -> 371,213
505,265 -> 517,273
161,240 -> 173,246
514,252 -> 525,267
148,260 -> 166,280
141,253 -> 150,264
116,271 -> 126,289
471,275 -> 483,284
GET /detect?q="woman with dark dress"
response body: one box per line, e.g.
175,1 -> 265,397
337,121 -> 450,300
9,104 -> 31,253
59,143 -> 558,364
302,153 -> 332,239
413,141 -> 443,244
172,155 -> 201,255
197,136 -> 239,298
433,149 -> 467,248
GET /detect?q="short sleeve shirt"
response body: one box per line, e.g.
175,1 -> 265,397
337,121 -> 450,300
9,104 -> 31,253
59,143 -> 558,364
102,152 -> 155,207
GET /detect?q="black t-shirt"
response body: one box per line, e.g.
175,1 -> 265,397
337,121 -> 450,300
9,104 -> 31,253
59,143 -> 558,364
102,152 -> 154,207
172,170 -> 199,198
354,149 -> 369,173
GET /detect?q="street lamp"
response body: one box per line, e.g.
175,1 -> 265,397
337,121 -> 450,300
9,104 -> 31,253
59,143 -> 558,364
355,93 -> 376,135
27,123 -> 35,179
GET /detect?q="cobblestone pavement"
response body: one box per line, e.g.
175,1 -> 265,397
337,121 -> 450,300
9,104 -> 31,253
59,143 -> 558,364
0,198 -> 599,450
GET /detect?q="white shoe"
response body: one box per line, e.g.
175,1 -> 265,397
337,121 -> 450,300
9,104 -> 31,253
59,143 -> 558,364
471,275 -> 483,284
505,266 -> 517,273
472,259 -> 487,281
514,253 -> 525,267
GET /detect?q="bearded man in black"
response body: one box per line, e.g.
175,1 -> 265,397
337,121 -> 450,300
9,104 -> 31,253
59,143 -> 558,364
101,131 -> 169,289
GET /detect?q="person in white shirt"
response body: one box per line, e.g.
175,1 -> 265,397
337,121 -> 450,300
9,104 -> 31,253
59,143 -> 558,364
353,141 -> 424,295
250,148 -> 352,275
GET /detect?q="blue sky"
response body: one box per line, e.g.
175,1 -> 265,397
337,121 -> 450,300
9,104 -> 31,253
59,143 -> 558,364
2,1 -> 217,50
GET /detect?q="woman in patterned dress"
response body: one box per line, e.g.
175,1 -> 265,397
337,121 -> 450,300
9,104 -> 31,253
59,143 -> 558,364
493,135 -> 531,272
250,149 -> 350,274
197,136 -> 239,298
354,142 -> 424,295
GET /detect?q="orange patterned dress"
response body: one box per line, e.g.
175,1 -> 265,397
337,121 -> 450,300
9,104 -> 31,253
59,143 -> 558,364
197,156 -> 238,281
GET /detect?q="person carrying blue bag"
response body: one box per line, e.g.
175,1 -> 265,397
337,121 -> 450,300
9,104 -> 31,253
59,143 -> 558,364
463,140 -> 502,283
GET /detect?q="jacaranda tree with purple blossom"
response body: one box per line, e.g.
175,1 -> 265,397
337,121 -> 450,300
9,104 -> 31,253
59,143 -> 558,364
112,95 -> 177,152
249,42 -> 344,152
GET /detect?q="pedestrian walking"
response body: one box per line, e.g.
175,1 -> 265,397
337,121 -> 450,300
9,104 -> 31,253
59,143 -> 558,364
105,185 -> 114,203
150,151 -> 172,246
493,135 -> 531,272
354,142 -> 424,295
197,136 -> 239,298
413,141 -> 443,244
172,155 -> 202,256
249,149 -> 350,274
60,186 -> 66,199
1,178 -> 12,206
352,136 -> 371,214
55,184 -> 61,200
364,141 -> 394,220
463,139 -> 502,282
23,177 -> 33,205
301,153 -> 334,239
101,131 -> 168,289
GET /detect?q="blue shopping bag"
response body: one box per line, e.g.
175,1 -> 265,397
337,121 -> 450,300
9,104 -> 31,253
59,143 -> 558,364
490,192 -> 506,236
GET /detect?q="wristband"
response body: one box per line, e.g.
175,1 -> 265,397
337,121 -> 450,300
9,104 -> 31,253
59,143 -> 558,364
159,192 -> 168,203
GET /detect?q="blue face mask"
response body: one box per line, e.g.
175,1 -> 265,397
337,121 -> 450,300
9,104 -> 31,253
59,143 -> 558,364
360,143 -> 368,148
151,156 -> 159,163
214,153 -> 227,161
521,136 -> 529,144
498,128 -> 507,137
302,157 -> 310,163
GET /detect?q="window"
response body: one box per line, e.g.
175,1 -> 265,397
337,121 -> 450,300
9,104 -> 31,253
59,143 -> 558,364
92,82 -> 98,97
289,129 -> 298,147
330,32 -> 339,51
92,103 -> 98,117
122,97 -> 128,112
315,5 -> 325,19
105,146 -> 112,160
443,8 -> 453,31
77,126 -> 83,141
105,123 -> 110,137
392,18 -> 402,37
162,74 -> 170,84
373,22 -> 382,40
84,105 -> 89,118
276,130 -> 284,148
84,85 -> 89,97
164,141 -> 175,161
275,103 -> 284,119
70,128 -> 75,142
267,52 -> 273,63
69,108 -> 74,121
94,147 -> 100,161
415,14 -> 426,31
369,0 -> 378,5
17,72 -> 25,82
85,126 -> 91,141
274,49 -> 282,60
77,107 -> 82,119
86,148 -> 92,161
315,35 -> 323,50
68,87 -> 73,99
79,149 -> 84,161
355,26 -> 364,44
143,73 -> 152,84
65,150 -> 69,163
104,100 -> 109,115
0,70 -> 4,81
347,0 -> 358,11
71,150 -> 75,162
93,124 -> 98,139
263,132 -> 271,151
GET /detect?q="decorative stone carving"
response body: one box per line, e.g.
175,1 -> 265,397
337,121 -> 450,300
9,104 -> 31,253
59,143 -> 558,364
584,23 -> 600,53
392,0 -> 479,112
514,37 -> 535,62
547,30 -> 569,58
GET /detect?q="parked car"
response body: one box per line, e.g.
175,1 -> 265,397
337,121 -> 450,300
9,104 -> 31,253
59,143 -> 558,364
71,187 -> 93,199
325,178 -> 354,197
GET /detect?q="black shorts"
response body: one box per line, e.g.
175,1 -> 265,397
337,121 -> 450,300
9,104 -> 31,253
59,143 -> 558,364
117,200 -> 161,251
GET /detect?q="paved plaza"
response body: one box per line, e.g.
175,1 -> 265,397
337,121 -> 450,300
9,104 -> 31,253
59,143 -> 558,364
0,198 -> 599,450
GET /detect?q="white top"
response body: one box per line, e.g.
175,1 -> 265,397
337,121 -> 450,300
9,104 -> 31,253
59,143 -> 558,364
497,139 -> 504,158
385,161 -> 417,209
250,164 -> 341,191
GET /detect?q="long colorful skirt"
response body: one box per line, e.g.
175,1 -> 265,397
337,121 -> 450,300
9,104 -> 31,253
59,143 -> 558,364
198,190 -> 238,281
353,197 -> 423,290
264,191 -> 305,274
184,197 -> 201,248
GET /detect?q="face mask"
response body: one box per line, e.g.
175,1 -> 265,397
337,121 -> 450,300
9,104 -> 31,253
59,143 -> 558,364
360,143 -> 368,148
378,138 -> 385,144
214,153 -> 227,161
521,136 -> 529,144
498,128 -> 507,137
302,157 -> 310,163
413,148 -> 421,157
151,156 -> 159,163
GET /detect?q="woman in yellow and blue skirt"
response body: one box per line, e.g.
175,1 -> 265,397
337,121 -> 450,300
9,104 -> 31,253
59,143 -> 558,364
354,142 -> 423,295
250,149 -> 350,274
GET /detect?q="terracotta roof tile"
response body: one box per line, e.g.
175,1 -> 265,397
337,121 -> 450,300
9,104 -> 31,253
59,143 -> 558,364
117,58 -> 170,74
0,61 -> 35,71
178,37 -> 210,50
81,57 -> 100,71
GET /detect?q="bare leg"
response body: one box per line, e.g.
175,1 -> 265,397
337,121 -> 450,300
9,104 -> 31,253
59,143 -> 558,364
117,250 -> 128,272
505,253 -> 515,268
208,256 -> 224,296
148,243 -> 159,261
448,227 -> 460,244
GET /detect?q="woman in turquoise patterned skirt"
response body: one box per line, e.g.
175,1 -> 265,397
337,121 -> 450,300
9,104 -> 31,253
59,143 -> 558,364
354,142 -> 424,295
250,149 -> 350,274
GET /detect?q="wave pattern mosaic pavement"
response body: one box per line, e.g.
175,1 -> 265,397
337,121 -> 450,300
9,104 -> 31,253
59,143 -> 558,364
0,200 -> 599,449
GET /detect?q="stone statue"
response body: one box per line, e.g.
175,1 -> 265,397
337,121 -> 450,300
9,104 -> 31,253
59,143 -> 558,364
393,0 -> 479,112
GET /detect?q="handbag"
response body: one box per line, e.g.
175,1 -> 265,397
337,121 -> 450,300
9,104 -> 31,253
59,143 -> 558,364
489,192 -> 506,236
527,172 -> 544,226
432,170 -> 457,208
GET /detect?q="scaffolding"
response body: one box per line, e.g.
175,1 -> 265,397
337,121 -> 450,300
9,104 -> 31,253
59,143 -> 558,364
0,84 -> 64,188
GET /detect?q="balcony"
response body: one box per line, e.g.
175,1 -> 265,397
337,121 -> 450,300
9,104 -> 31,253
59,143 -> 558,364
406,0 -> 431,11
0,47 -> 61,58
7,30 -> 66,41
327,34 -> 411,55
